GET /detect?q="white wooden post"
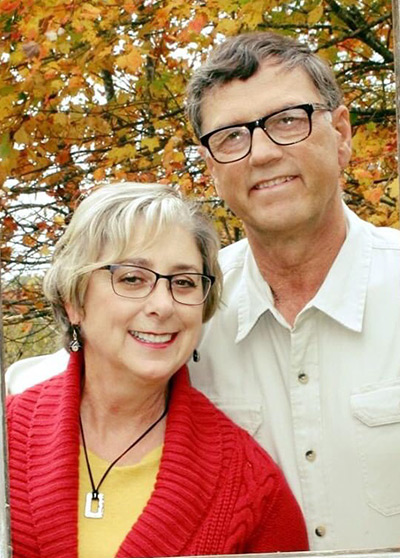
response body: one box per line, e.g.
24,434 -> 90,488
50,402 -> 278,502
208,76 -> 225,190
0,298 -> 11,556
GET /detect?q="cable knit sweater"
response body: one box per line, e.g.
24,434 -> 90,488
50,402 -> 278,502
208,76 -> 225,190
7,351 -> 308,557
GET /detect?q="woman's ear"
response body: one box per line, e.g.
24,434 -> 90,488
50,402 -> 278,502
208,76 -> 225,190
65,302 -> 82,325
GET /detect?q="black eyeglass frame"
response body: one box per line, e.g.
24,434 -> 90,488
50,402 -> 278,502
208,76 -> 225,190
100,264 -> 216,306
200,103 -> 330,164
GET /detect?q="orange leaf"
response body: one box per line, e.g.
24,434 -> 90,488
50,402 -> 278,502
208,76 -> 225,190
0,0 -> 21,13
22,235 -> 36,247
93,167 -> 106,181
14,305 -> 29,315
188,13 -> 208,34
56,149 -> 71,165
3,215 -> 18,232
364,187 -> 383,204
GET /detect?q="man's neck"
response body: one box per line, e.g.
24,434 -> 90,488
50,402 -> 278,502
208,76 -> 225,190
246,208 -> 347,327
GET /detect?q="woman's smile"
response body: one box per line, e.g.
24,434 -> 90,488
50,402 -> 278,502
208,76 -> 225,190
128,330 -> 177,346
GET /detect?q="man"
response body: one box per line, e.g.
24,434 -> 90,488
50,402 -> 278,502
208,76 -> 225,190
6,31 -> 400,551
186,32 -> 400,551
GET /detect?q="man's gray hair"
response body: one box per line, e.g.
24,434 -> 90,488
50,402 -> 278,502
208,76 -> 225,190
186,31 -> 343,138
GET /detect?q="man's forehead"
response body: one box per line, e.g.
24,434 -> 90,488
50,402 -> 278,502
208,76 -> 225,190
200,62 -> 317,131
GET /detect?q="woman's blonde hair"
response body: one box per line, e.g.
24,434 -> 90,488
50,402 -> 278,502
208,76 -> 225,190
43,182 -> 222,349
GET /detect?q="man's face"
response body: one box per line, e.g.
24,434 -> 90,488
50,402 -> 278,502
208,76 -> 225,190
199,62 -> 352,239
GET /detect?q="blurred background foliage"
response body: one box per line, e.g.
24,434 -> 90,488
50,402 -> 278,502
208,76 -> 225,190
0,0 -> 397,366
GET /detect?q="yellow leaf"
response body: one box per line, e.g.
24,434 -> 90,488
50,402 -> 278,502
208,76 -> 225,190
14,126 -> 31,145
58,41 -> 72,55
115,48 -> 142,72
214,207 -> 227,217
47,79 -> 65,95
308,5 -> 324,25
9,49 -> 25,65
80,3 -> 101,20
53,215 -> 65,226
107,145 -> 137,163
240,0 -> 267,28
388,178 -> 399,198
53,113 -> 70,131
215,18 -> 241,36
141,137 -> 160,151
171,151 -> 185,163
40,245 -> 50,256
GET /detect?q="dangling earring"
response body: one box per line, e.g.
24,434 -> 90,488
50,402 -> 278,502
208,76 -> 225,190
69,324 -> 82,352
193,349 -> 200,363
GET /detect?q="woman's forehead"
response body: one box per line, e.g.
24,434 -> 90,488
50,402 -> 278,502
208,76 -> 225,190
99,221 -> 199,264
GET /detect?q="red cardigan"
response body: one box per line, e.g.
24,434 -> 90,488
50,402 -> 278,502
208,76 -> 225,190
7,351 -> 308,557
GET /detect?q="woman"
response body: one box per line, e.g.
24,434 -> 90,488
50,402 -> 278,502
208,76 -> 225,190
7,182 -> 308,557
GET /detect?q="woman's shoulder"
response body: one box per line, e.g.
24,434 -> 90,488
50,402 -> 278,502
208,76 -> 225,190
7,371 -> 68,423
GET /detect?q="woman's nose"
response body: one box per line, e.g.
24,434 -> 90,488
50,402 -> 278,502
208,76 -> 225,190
144,279 -> 175,316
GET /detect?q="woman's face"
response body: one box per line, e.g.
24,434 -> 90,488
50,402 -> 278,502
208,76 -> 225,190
68,225 -> 205,388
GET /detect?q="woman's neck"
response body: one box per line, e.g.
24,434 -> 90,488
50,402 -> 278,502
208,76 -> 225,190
79,365 -> 169,465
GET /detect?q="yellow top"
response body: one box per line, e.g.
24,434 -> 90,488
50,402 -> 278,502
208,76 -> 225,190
78,444 -> 162,558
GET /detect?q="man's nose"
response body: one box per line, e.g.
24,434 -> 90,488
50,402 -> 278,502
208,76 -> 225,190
248,127 -> 284,165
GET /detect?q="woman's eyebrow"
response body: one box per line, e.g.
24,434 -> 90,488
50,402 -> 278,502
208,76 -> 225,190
119,259 -> 202,273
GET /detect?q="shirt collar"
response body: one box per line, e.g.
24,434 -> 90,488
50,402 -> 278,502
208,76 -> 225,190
235,204 -> 372,342
236,246 -> 275,342
307,204 -> 372,332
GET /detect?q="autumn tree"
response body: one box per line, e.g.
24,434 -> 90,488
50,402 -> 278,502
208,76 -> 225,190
0,0 -> 397,365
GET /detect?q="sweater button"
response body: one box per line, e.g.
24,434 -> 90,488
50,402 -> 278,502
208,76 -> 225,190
315,525 -> 326,537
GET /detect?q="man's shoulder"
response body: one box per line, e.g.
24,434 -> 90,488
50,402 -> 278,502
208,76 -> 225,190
369,223 -> 400,250
218,238 -> 250,287
348,207 -> 400,250
218,238 -> 249,272
7,369 -> 67,424
6,349 -> 69,394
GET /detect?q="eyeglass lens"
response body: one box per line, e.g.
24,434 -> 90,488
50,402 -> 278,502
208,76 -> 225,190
110,265 -> 211,305
207,106 -> 312,163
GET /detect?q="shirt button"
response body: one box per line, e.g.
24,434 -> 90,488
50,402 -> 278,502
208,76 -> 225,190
315,525 -> 326,537
298,372 -> 309,384
305,450 -> 316,461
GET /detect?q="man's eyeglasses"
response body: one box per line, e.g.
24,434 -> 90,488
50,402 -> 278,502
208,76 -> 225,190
101,264 -> 215,306
200,103 -> 330,164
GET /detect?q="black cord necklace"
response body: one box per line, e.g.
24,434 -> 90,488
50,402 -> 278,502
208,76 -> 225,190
80,401 -> 168,519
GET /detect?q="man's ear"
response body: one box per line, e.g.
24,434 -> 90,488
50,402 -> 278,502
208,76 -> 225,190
198,145 -> 220,193
332,105 -> 352,170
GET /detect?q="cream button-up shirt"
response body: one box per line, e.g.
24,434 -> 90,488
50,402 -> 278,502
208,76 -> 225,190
189,205 -> 400,551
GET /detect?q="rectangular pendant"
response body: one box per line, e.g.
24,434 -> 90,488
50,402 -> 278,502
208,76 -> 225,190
84,492 -> 104,518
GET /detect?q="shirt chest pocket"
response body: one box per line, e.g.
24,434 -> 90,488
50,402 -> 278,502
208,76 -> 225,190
351,381 -> 400,516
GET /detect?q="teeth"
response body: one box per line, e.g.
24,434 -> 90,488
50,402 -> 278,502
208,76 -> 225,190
130,331 -> 173,343
255,176 -> 294,189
